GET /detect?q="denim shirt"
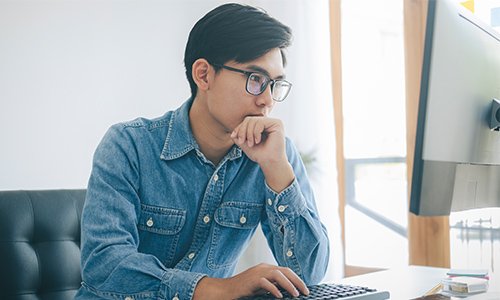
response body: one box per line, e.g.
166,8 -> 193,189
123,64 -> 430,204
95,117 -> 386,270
76,98 -> 330,300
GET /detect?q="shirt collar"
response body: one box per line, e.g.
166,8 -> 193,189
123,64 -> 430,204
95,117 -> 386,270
160,98 -> 198,161
160,98 -> 242,161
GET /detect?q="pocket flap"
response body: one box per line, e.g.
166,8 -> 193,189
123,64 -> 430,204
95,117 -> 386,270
214,202 -> 262,229
139,204 -> 186,235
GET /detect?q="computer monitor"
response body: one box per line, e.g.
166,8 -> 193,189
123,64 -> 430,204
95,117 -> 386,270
410,0 -> 500,216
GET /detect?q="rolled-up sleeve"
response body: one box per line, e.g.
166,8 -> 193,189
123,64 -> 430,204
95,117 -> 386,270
261,138 -> 330,285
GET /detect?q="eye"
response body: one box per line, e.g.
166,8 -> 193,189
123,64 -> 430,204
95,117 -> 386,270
249,73 -> 266,84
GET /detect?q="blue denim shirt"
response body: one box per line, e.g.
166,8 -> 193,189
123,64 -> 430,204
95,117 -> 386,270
76,98 -> 329,300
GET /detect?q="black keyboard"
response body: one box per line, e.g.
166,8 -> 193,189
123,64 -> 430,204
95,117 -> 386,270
239,283 -> 390,299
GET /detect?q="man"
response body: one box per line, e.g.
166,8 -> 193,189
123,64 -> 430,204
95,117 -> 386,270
77,3 -> 329,300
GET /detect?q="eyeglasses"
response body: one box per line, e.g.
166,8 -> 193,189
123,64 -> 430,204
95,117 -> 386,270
212,63 -> 292,102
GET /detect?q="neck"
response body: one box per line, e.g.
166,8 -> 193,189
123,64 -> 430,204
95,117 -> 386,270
189,95 -> 234,165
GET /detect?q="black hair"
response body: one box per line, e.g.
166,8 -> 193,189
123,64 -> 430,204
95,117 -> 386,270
184,3 -> 292,98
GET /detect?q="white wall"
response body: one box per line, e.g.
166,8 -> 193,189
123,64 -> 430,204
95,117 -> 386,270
0,0 -> 343,280
0,0 -> 201,189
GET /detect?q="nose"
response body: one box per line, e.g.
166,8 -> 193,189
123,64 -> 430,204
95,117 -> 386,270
255,84 -> 274,108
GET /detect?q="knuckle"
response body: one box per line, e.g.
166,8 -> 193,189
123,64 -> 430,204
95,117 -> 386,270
258,277 -> 268,286
257,277 -> 264,285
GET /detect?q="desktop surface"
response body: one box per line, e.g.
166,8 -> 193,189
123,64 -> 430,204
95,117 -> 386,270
340,266 -> 499,299
239,266 -> 498,299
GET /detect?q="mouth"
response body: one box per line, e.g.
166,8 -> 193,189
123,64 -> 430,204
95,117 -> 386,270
246,113 -> 265,117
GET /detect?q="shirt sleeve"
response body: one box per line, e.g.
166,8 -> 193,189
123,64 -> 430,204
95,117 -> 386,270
79,124 -> 205,300
260,138 -> 330,285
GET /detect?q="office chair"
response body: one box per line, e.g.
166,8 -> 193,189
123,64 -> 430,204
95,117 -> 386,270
0,190 -> 86,299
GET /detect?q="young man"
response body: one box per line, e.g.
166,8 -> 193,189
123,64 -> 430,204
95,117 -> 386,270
77,3 -> 329,300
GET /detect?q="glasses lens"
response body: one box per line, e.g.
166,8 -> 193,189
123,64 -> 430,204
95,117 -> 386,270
247,73 -> 269,95
272,80 -> 292,102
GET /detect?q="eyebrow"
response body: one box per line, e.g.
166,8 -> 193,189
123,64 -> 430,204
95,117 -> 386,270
246,64 -> 286,80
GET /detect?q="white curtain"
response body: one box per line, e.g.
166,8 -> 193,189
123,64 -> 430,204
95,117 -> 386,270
0,0 -> 343,281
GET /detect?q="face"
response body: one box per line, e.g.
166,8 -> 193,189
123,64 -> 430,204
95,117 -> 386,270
205,48 -> 285,133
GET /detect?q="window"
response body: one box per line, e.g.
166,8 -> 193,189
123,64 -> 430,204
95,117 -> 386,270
340,0 -> 408,270
338,0 -> 500,273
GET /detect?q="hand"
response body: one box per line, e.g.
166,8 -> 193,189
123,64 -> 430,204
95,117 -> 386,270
193,263 -> 310,300
230,117 -> 295,192
230,116 -> 286,165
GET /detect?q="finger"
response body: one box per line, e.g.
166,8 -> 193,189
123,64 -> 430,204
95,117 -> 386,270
230,127 -> 238,139
246,118 -> 258,147
279,267 -> 310,295
269,269 -> 299,297
236,119 -> 249,144
231,121 -> 242,138
258,277 -> 283,299
231,123 -> 246,145
254,121 -> 266,145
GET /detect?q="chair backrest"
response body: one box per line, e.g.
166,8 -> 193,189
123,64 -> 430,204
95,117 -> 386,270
0,190 -> 86,300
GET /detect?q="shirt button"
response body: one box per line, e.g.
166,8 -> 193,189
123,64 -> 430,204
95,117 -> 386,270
239,215 -> 247,224
172,296 -> 179,300
146,218 -> 154,227
213,174 -> 219,182
203,215 -> 210,223
267,198 -> 273,206
278,205 -> 287,213
286,249 -> 293,257
125,297 -> 133,300
188,252 -> 195,259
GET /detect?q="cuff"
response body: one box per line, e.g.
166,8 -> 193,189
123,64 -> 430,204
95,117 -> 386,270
159,269 -> 206,300
265,178 -> 307,221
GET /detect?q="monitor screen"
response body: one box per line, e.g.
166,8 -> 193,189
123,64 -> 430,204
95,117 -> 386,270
410,0 -> 500,216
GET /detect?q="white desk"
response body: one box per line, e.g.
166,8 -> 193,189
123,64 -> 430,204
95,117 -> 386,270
340,266 -> 499,299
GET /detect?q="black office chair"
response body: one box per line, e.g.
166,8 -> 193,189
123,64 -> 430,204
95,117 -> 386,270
0,190 -> 86,300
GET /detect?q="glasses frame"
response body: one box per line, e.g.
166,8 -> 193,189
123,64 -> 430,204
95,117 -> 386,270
211,63 -> 292,102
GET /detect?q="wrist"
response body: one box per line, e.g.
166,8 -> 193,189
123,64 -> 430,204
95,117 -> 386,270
261,160 -> 295,193
193,277 -> 230,300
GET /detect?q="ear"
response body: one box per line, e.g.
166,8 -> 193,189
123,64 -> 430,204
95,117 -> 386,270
192,58 -> 212,92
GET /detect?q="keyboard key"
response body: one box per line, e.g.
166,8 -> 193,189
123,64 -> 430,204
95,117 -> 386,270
238,283 -> 389,300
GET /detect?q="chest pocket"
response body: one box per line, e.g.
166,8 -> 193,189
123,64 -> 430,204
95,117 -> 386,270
138,204 -> 186,266
208,201 -> 262,270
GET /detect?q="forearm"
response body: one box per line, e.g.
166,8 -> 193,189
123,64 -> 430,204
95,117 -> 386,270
266,214 -> 330,284
81,234 -> 206,299
193,277 -> 228,300
279,214 -> 330,284
81,190 -> 206,299
260,160 -> 295,193
263,179 -> 330,284
193,264 -> 310,300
